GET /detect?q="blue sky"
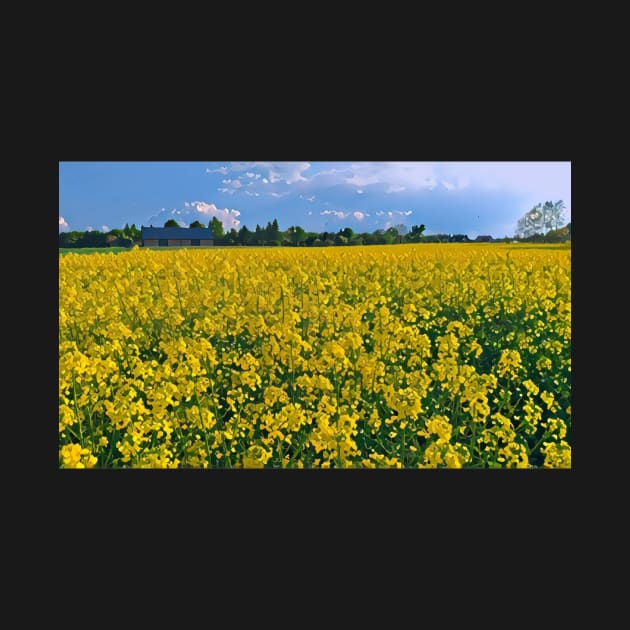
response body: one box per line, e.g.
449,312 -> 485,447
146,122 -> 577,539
59,161 -> 571,238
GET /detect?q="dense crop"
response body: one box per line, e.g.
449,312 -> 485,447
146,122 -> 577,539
59,244 -> 571,468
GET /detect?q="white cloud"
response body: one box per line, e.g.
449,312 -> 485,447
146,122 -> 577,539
356,189 -> 363,195
102,225 -> 110,232
442,180 -> 456,191
218,187 -> 231,193
86,226 -> 94,232
353,211 -> 366,221
386,185 -> 406,193
207,166 -> 228,175
222,179 -> 232,184
271,192 -> 288,198
375,209 -> 412,218
59,216 -> 70,232
300,194 -> 316,202
320,210 -> 348,219
188,201 -> 241,230
217,162 -> 311,186
245,191 -> 260,197
149,201 -> 242,231
307,211 -> 313,215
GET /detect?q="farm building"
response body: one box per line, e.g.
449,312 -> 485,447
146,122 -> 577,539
475,235 -> 493,242
141,226 -> 213,247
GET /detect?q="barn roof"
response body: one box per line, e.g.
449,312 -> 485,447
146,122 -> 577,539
141,227 -> 213,240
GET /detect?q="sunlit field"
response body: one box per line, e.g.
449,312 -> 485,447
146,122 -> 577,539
59,243 -> 571,468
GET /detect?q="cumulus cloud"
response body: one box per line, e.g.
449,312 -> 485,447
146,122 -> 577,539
189,201 -> 241,230
86,226 -> 94,232
102,225 -> 110,232
149,201 -> 242,231
353,211 -> 367,220
59,216 -> 70,232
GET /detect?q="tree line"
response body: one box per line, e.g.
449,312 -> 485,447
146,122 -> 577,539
59,201 -> 571,249
60,218 -> 429,248
59,223 -> 141,248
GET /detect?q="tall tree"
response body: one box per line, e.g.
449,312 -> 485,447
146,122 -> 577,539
164,219 -> 180,228
189,220 -> 205,229
515,201 -> 565,239
408,224 -> 426,241
269,219 -> 280,242
210,216 -> 225,239
238,225 -> 251,245
286,226 -> 306,246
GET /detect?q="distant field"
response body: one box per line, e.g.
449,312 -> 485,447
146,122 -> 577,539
59,247 -> 131,256
59,242 -> 570,256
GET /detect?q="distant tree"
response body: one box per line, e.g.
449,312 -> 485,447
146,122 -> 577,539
127,223 -> 140,241
164,219 -> 180,228
269,219 -> 281,242
408,224 -> 426,242
189,220 -> 205,229
341,227 -> 354,240
516,201 -> 565,239
210,217 -> 225,239
238,225 -> 252,245
286,226 -> 306,246
226,227 -> 239,245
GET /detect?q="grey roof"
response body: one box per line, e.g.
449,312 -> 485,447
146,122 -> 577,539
141,227 -> 213,240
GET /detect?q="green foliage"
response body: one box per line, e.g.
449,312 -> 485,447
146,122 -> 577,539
210,217 -> 225,238
164,219 -> 180,228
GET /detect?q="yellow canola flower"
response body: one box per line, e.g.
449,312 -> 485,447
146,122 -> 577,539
60,243 -> 570,468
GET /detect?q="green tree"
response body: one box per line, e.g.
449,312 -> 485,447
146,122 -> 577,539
269,219 -> 281,243
210,217 -> 225,239
189,220 -> 205,229
408,224 -> 426,242
286,225 -> 306,246
164,219 -> 180,228
238,225 -> 252,245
